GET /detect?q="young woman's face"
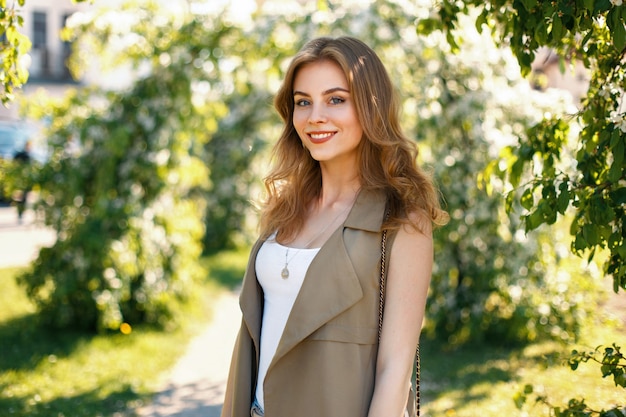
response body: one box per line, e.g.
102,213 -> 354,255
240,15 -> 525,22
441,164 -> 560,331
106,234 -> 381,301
292,60 -> 363,167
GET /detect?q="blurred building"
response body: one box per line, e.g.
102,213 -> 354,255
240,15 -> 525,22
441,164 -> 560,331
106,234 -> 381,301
0,0 -> 93,119
531,47 -> 590,105
21,0 -> 92,82
1,0 -> 193,120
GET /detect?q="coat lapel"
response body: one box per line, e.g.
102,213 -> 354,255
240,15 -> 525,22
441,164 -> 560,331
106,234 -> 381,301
270,189 -> 387,367
239,239 -> 265,363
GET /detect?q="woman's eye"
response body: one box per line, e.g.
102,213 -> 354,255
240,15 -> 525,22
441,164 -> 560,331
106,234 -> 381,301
295,99 -> 310,106
329,96 -> 345,105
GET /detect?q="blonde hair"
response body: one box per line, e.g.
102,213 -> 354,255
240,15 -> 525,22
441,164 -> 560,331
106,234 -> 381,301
260,36 -> 447,242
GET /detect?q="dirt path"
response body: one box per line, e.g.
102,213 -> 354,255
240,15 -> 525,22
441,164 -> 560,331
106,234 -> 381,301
136,291 -> 241,417
0,203 -> 243,417
0,204 -> 55,268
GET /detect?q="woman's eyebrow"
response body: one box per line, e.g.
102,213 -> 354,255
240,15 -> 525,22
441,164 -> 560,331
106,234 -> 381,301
293,87 -> 350,97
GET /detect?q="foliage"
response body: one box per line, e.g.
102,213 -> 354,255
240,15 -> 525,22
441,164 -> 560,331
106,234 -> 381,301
420,319 -> 625,416
0,157 -> 14,198
408,11 -> 597,346
514,344 -> 626,416
427,0 -> 626,296
419,0 -> 626,413
569,344 -> 626,389
18,2 -> 212,332
0,0 -> 31,105
0,145 -> 38,201
193,28 -> 287,253
63,2 -> 288,254
0,263 -> 221,417
5,0 -> 607,344
6,0 -> 598,342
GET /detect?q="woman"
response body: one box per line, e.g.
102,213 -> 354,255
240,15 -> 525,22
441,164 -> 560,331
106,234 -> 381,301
221,36 -> 447,417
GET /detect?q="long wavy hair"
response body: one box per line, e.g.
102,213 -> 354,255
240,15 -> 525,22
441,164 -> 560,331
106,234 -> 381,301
259,36 -> 447,242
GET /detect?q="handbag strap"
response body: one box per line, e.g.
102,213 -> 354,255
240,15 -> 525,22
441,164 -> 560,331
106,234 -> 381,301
378,227 -> 421,417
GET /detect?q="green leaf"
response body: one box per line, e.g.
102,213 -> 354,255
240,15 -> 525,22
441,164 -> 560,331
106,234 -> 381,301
475,10 -> 488,33
608,133 -> 624,182
505,191 -> 515,213
556,182 -> 570,214
582,224 -> 600,246
521,0 -> 538,11
525,209 -> 544,231
416,18 -> 441,35
542,183 -> 556,200
608,159 -> 623,182
611,11 -> 626,51
610,128 -> 621,147
551,14 -> 564,41
510,157 -> 524,188
580,29 -> 594,48
601,364 -> 611,377
446,31 -> 460,53
608,232 -> 621,249
612,131 -> 625,164
609,188 -> 626,205
521,187 -> 534,210
513,391 -> 526,409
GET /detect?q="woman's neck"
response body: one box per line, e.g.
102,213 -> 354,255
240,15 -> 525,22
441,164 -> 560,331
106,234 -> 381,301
317,165 -> 361,209
317,182 -> 360,210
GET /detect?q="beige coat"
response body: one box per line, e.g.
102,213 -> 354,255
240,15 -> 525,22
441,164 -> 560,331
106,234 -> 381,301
221,189 -> 392,417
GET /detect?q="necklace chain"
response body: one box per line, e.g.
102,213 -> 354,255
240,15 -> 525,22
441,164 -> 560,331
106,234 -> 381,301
281,198 -> 356,279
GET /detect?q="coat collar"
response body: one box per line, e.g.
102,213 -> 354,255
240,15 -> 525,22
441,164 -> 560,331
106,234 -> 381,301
238,188 -> 387,368
344,188 -> 387,232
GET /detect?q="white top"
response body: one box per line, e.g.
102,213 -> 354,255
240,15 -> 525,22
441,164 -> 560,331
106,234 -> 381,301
254,237 -> 320,410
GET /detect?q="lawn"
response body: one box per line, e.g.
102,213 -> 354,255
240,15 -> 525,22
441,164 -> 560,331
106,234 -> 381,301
421,302 -> 625,416
0,256 -> 237,417
1,251 -> 624,417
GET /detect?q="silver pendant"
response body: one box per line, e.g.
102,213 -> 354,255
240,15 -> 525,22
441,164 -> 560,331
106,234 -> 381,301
281,266 -> 289,279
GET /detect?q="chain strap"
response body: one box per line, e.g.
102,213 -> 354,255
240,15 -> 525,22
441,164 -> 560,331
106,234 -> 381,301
378,228 -> 387,344
378,227 -> 421,417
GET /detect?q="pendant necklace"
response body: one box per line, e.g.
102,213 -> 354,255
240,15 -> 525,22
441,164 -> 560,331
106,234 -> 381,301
281,198 -> 355,280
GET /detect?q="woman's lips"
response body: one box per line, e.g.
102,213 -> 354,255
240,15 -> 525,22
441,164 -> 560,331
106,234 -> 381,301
308,132 -> 335,144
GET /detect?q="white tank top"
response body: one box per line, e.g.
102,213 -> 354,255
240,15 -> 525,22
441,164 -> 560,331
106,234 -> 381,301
254,237 -> 320,410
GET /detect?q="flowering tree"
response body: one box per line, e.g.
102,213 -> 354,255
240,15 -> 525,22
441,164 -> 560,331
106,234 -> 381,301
427,0 -> 626,296
13,0 -> 607,346
19,3 -> 214,331
420,0 -> 626,415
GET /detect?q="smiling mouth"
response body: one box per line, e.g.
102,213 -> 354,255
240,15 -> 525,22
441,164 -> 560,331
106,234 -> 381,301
308,132 -> 335,143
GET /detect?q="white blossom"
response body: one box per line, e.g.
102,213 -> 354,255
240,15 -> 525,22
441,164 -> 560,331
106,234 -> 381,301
608,110 -> 626,132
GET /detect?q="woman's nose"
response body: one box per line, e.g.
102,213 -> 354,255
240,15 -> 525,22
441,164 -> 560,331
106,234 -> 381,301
308,104 -> 327,123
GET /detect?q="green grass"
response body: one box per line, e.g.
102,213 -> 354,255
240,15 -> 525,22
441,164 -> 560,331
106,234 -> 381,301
201,246 -> 251,290
421,310 -> 625,416
2,251 -> 624,417
0,248 -> 249,417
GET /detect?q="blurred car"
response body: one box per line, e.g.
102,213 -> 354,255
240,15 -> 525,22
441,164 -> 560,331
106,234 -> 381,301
0,121 -> 32,161
0,120 -> 48,163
